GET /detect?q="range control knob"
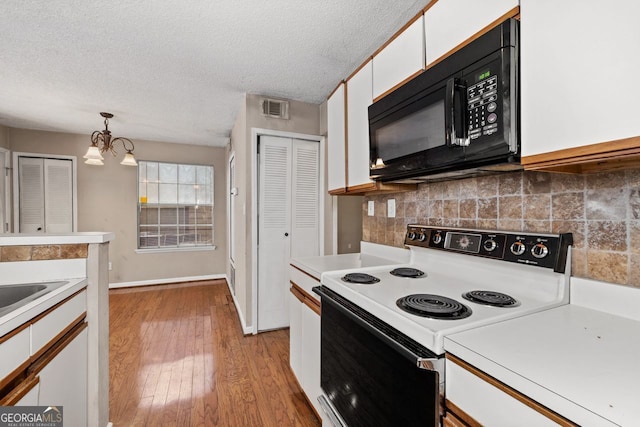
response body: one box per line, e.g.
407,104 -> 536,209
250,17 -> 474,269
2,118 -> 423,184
510,241 -> 526,256
407,232 -> 417,240
418,233 -> 428,242
432,232 -> 443,245
483,239 -> 497,252
531,243 -> 549,259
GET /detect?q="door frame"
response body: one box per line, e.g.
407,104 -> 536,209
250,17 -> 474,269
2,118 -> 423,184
12,152 -> 78,233
0,147 -> 10,233
250,128 -> 325,334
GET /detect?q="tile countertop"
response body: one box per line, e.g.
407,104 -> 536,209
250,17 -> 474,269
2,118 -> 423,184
290,241 -> 410,281
445,277 -> 640,427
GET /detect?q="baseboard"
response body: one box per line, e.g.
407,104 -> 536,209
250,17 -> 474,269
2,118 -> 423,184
225,276 -> 254,335
108,274 -> 226,289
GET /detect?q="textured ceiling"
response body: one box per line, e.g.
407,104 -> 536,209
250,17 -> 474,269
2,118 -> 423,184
0,0 -> 426,147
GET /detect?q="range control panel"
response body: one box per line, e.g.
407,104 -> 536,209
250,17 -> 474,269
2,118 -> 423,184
404,225 -> 573,273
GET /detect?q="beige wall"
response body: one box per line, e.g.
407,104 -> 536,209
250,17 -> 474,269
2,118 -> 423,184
228,94 -> 323,328
228,94 -> 249,323
8,127 -> 227,284
337,195 -> 363,254
0,125 -> 9,149
363,169 -> 640,288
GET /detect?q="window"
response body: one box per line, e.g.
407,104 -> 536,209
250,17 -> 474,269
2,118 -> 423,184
137,161 -> 214,250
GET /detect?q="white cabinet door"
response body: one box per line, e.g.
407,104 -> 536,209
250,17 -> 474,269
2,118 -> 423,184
38,327 -> 88,427
327,84 -> 346,192
520,0 -> 640,157
301,304 -> 322,417
346,60 -> 374,188
31,290 -> 86,357
425,0 -> 518,66
289,291 -> 302,381
372,16 -> 425,99
0,327 -> 30,383
18,157 -> 45,233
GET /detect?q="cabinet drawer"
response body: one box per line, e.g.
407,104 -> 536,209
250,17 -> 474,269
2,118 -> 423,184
289,265 -> 320,303
31,289 -> 86,358
0,326 -> 30,388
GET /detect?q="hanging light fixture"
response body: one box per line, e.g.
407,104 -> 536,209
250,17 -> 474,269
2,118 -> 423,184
84,112 -> 137,166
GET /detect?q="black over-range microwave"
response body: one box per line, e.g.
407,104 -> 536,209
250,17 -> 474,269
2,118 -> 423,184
369,18 -> 520,183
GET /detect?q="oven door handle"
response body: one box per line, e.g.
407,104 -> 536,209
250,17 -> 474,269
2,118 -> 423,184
318,395 -> 347,427
314,286 -> 440,370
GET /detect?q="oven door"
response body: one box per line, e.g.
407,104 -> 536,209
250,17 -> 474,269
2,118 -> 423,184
313,286 -> 441,427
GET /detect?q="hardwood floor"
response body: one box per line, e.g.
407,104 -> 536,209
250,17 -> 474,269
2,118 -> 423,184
109,280 -> 321,426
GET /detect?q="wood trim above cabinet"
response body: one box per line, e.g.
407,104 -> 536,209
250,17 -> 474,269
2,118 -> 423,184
0,374 -> 39,406
521,135 -> 640,174
444,399 -> 482,427
426,6 -> 520,70
446,353 -> 578,427
372,69 -> 424,103
290,282 -> 321,316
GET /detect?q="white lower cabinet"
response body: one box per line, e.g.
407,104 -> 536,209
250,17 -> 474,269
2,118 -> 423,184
300,303 -> 321,417
446,358 -> 567,426
288,279 -> 323,421
289,291 -> 303,380
37,327 -> 88,426
0,289 -> 88,424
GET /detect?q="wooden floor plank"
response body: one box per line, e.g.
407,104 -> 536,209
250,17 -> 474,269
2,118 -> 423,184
110,280 -> 320,426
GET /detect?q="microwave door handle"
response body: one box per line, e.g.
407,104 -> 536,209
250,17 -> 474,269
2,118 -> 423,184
445,78 -> 470,147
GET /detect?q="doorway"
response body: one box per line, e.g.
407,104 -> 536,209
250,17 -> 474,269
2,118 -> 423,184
0,147 -> 9,233
256,134 -> 322,331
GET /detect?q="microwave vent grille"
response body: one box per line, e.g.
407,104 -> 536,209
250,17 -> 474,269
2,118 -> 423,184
260,98 -> 289,119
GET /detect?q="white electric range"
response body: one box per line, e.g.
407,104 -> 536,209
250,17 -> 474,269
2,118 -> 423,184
319,225 -> 573,355
315,225 -> 573,427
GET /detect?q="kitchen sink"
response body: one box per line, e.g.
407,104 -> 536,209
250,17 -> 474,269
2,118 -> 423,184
0,281 -> 69,318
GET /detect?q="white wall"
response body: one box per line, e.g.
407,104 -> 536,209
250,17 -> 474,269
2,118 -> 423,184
228,94 -> 324,329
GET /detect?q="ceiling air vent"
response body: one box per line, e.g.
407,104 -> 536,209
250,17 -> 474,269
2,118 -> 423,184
260,98 -> 289,119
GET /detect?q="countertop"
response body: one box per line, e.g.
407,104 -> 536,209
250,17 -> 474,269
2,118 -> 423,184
445,277 -> 640,426
0,232 -> 115,246
290,241 -> 409,280
0,277 -> 87,336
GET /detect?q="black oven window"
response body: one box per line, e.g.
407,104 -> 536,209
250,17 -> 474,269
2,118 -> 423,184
375,100 -> 445,161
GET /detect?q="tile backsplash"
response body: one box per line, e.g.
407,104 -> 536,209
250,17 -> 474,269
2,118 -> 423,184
363,169 -> 640,287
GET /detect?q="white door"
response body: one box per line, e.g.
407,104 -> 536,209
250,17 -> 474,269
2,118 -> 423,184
258,136 -> 320,331
229,153 -> 237,265
18,156 -> 73,233
0,148 -> 8,233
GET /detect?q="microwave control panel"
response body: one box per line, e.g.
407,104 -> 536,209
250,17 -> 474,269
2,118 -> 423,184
467,74 -> 500,140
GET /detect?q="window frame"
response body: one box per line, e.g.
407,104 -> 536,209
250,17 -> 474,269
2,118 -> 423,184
136,160 -> 215,252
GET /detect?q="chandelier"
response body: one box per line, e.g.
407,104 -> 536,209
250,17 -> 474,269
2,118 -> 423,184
84,112 -> 138,166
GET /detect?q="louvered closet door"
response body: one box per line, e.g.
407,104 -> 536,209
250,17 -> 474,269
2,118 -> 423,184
291,139 -> 320,258
258,136 -> 320,331
44,158 -> 73,232
18,157 -> 73,233
19,157 -> 45,233
258,136 -> 293,331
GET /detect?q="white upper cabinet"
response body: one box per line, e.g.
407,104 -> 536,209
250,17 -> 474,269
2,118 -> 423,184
520,0 -> 640,158
327,83 -> 346,193
425,0 -> 519,66
346,60 -> 374,188
372,16 -> 425,100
